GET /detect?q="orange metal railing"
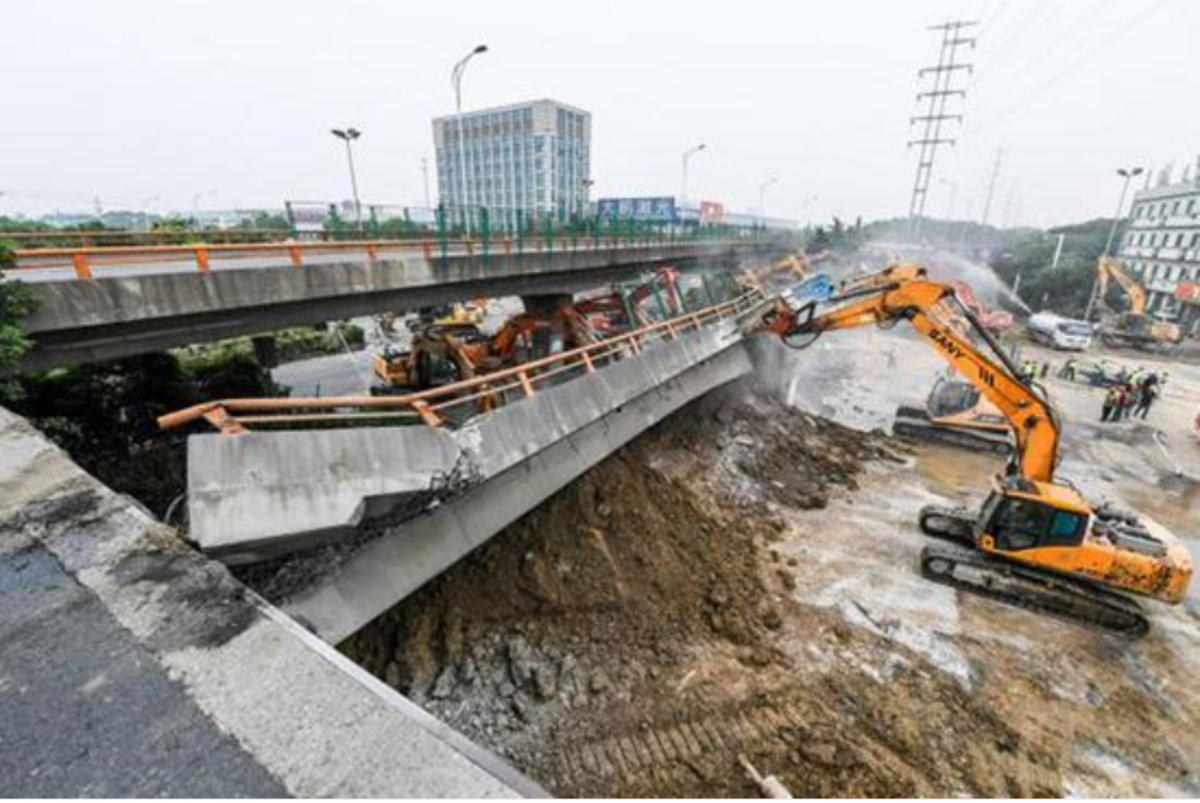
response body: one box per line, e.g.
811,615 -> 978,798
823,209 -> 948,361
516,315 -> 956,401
6,236 -> 748,280
158,288 -> 768,435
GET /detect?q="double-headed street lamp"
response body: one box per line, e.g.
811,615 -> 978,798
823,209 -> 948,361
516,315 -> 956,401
758,177 -> 779,220
451,44 -> 488,231
1085,166 -> 1144,321
681,143 -> 707,206
331,127 -> 364,235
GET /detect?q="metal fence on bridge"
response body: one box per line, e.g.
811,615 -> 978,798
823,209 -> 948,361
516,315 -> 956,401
157,287 -> 767,435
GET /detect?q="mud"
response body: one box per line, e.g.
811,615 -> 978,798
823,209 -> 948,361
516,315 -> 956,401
340,389 -> 1096,797
342,322 -> 1200,797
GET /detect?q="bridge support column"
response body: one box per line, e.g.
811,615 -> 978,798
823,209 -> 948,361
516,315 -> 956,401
252,335 -> 279,369
520,293 -> 573,316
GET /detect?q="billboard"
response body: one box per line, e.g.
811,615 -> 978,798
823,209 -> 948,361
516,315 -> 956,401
597,197 -> 677,223
1176,281 -> 1200,305
698,200 -> 725,224
285,201 -> 334,234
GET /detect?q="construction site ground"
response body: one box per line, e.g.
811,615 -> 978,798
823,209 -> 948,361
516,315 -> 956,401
341,329 -> 1200,798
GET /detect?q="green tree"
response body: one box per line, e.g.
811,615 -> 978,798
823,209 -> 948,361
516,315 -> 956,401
0,242 -> 39,383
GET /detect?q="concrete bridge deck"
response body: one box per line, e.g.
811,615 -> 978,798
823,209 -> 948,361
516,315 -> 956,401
7,237 -> 776,371
174,291 -> 767,643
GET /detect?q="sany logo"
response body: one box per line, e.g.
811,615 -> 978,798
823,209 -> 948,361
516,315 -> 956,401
929,328 -> 966,359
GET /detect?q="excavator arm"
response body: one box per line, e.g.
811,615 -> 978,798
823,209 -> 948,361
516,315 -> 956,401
761,265 -> 1061,483
1097,256 -> 1147,314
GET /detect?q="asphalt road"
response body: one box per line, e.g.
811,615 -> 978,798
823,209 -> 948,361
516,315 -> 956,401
0,535 -> 287,797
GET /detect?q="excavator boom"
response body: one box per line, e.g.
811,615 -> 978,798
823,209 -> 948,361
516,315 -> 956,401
766,266 -> 1059,483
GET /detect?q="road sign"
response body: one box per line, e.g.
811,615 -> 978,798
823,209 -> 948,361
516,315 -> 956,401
597,197 -> 677,223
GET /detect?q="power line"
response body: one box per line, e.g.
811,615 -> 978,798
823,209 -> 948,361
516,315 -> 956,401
907,20 -> 977,240
968,0 -> 1174,135
973,0 -> 1121,91
972,0 -> 1061,84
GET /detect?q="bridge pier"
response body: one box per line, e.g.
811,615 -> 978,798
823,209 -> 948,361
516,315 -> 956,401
251,335 -> 279,369
519,292 -> 574,316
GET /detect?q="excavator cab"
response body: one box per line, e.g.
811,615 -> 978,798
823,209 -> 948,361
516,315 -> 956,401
927,376 -> 981,419
977,489 -> 1088,554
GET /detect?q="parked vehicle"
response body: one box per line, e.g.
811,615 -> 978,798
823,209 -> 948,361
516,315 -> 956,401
1026,312 -> 1094,351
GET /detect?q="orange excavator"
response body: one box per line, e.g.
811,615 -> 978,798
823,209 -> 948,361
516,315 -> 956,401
756,264 -> 1192,635
371,322 -> 497,393
1094,256 -> 1182,350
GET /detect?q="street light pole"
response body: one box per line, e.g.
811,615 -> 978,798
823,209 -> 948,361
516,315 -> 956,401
331,128 -> 364,235
681,143 -> 707,207
140,195 -> 160,232
800,194 -> 818,230
421,157 -> 431,210
758,177 -> 778,221
1085,166 -> 1144,321
451,44 -> 488,233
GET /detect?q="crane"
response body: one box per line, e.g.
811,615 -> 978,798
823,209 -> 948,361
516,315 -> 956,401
755,264 -> 1192,635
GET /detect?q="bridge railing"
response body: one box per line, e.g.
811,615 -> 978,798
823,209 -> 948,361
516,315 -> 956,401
5,234 -> 766,280
158,287 -> 768,435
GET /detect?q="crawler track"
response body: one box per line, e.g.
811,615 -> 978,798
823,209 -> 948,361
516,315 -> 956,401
919,542 -> 1149,638
893,407 -> 1012,454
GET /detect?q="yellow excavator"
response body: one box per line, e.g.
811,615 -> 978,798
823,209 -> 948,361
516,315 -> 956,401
1095,256 -> 1182,350
893,375 -> 1012,453
756,264 -> 1192,636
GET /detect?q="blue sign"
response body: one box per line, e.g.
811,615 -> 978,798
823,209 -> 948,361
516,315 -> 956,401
597,197 -> 677,223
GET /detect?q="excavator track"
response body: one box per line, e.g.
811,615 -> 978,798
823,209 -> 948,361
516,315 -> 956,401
918,504 -> 976,545
893,406 -> 1013,454
919,542 -> 1149,638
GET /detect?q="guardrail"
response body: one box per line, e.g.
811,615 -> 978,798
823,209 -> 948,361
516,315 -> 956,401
5,235 -> 764,280
158,287 -> 768,435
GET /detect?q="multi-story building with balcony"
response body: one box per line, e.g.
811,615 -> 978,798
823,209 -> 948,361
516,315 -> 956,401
433,99 -> 591,232
1118,176 -> 1200,335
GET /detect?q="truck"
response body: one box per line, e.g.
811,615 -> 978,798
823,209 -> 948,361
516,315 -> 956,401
1026,311 -> 1094,351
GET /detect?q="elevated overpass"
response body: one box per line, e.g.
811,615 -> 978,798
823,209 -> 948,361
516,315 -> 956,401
6,236 -> 778,371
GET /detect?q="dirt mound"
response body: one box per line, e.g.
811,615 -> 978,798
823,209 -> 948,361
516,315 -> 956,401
341,387 -> 1159,797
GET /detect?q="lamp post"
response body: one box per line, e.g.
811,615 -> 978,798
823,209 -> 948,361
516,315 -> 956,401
801,194 -> 818,230
140,195 -> 160,232
451,44 -> 488,233
331,127 -> 364,235
1085,166 -> 1144,321
681,143 -> 707,207
758,177 -> 778,221
191,190 -> 217,227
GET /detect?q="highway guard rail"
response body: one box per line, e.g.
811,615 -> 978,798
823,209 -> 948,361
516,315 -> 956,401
158,287 -> 768,435
4,235 -> 766,280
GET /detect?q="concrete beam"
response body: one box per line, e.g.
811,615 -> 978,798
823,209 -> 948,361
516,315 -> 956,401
286,340 -> 752,643
18,242 -> 768,371
186,316 -> 749,561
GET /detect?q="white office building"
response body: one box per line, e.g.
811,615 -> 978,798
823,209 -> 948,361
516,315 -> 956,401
1119,174 -> 1200,334
433,99 -> 591,231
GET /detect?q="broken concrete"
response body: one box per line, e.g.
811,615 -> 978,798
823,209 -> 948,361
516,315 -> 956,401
186,315 -> 754,566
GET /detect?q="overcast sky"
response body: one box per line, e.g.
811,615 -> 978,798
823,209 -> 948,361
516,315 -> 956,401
2,0 -> 1196,227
